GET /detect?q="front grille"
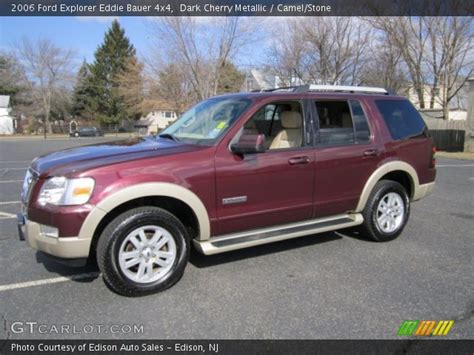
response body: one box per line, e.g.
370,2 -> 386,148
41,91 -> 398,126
21,168 -> 39,206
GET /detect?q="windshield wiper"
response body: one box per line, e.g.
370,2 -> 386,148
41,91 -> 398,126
158,133 -> 180,142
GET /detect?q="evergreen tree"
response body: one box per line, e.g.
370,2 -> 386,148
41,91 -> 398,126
71,59 -> 91,118
217,62 -> 245,94
87,20 -> 137,125
117,56 -> 145,121
0,53 -> 28,106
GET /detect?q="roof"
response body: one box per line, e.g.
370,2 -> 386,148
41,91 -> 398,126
0,96 -> 10,108
213,90 -> 401,101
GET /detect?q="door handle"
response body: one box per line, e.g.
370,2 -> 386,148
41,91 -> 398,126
363,149 -> 379,157
288,156 -> 310,165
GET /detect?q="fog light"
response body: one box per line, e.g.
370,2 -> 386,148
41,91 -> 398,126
40,224 -> 58,238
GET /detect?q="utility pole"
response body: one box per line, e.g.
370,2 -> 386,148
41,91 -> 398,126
464,76 -> 474,152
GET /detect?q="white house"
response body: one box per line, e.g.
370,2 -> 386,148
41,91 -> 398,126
0,95 -> 14,135
404,85 -> 445,110
136,109 -> 178,135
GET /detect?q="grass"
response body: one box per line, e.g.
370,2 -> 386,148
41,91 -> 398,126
436,151 -> 474,161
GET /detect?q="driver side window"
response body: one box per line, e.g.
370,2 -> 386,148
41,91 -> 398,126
241,101 -> 304,150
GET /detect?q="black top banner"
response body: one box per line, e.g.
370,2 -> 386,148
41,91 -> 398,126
1,0 -> 473,16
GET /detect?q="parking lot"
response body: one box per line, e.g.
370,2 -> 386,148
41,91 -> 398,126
0,137 -> 472,340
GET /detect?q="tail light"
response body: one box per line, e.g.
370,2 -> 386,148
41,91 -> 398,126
430,145 -> 436,168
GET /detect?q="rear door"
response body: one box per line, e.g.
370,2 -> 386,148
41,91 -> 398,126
312,98 -> 384,217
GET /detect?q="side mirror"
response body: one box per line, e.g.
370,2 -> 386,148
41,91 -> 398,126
230,134 -> 266,155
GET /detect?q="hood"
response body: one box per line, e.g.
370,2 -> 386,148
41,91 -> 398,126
31,137 -> 203,177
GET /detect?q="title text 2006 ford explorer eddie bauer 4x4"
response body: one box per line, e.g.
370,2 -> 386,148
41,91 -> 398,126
18,85 -> 436,296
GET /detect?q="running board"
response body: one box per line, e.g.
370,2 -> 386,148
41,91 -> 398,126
193,213 -> 363,255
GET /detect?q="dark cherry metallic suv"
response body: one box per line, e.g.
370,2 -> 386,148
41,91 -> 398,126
18,85 -> 436,296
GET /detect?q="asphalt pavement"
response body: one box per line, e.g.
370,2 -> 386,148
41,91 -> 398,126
0,137 -> 472,339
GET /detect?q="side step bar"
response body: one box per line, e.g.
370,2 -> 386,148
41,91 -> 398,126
193,213 -> 363,255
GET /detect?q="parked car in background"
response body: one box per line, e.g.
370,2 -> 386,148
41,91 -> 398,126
19,85 -> 436,296
70,127 -> 104,137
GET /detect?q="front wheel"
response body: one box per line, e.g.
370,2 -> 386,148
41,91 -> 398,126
96,207 -> 190,296
359,180 -> 410,242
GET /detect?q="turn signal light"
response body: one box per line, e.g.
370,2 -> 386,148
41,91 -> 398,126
72,186 -> 93,196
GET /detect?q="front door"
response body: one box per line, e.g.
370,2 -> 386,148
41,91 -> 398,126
215,99 -> 315,236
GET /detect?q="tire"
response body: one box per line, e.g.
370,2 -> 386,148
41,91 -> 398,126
96,206 -> 190,296
358,180 -> 410,242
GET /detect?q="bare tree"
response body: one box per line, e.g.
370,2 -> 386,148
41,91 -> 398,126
16,38 -> 75,134
268,19 -> 307,86
270,17 -> 371,86
370,17 -> 473,117
360,33 -> 407,93
369,17 -> 430,108
146,62 -> 195,115
426,17 -> 473,118
149,17 -> 257,101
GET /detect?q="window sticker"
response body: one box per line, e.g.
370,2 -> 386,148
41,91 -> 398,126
216,121 -> 227,130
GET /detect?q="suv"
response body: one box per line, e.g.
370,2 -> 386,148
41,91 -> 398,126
18,85 -> 436,296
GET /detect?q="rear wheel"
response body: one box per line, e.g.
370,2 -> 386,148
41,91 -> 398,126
359,180 -> 410,242
97,207 -> 190,296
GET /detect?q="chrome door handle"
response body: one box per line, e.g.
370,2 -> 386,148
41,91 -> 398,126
288,156 -> 310,165
363,149 -> 379,157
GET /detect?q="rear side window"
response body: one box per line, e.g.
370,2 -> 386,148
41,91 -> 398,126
315,101 -> 354,145
314,100 -> 371,146
375,99 -> 427,140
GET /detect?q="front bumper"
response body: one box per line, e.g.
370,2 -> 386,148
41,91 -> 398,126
18,213 -> 92,259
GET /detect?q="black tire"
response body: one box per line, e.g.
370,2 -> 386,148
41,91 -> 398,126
96,206 -> 190,296
358,180 -> 410,242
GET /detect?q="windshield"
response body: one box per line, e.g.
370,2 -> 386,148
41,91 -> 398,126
160,97 -> 252,145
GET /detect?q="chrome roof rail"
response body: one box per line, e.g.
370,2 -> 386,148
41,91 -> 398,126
307,85 -> 388,94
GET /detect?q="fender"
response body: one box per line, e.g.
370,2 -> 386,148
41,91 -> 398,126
355,161 -> 419,212
77,182 -> 211,241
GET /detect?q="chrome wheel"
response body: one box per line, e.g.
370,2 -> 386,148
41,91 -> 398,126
118,225 -> 177,284
376,192 -> 405,233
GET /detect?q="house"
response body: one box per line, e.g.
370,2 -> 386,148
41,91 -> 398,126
0,95 -> 15,135
135,109 -> 178,135
404,84 -> 445,110
241,69 -> 333,92
241,69 -> 279,92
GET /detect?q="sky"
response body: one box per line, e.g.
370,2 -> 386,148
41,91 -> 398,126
0,16 -> 269,70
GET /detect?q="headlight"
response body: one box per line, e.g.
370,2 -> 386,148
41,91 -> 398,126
38,177 -> 95,206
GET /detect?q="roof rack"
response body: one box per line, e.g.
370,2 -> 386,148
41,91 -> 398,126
253,84 -> 389,95
252,85 -> 309,93
308,84 -> 388,94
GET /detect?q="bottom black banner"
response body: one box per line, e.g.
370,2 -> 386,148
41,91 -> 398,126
0,340 -> 473,355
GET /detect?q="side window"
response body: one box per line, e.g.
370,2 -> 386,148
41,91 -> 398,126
241,101 -> 305,150
375,99 -> 427,140
350,100 -> 371,143
315,101 -> 354,146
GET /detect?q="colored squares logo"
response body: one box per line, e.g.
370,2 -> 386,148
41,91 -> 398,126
398,320 -> 454,336
432,320 -> 455,336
